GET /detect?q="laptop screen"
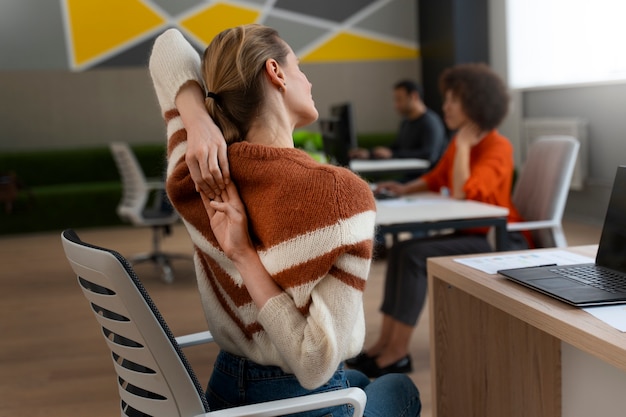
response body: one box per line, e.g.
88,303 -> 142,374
596,165 -> 626,272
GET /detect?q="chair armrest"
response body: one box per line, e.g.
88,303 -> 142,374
507,220 -> 560,232
201,387 -> 366,417
175,330 -> 214,348
145,179 -> 166,190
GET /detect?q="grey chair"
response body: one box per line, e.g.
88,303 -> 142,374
109,142 -> 189,283
61,229 -> 366,417
508,135 -> 580,248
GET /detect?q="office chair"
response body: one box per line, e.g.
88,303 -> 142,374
61,229 -> 366,417
109,142 -> 190,283
508,135 -> 580,248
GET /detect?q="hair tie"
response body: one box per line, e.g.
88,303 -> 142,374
206,91 -> 221,104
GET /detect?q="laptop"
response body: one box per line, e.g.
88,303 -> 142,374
498,165 -> 626,307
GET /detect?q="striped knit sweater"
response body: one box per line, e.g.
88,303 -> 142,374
149,29 -> 376,390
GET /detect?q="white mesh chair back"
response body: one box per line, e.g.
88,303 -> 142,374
62,229 -> 208,417
61,229 -> 366,417
110,142 -> 152,225
509,135 -> 580,247
108,142 -> 185,283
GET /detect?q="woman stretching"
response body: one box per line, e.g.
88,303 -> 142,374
149,26 -> 421,416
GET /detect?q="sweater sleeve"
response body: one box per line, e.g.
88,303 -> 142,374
148,28 -> 210,241
148,28 -> 203,115
463,133 -> 514,204
257,174 -> 375,390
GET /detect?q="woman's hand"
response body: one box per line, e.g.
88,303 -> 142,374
175,82 -> 231,199
455,122 -> 484,148
185,118 -> 230,198
201,182 -> 282,308
451,122 -> 484,199
201,181 -> 254,262
375,181 -> 407,196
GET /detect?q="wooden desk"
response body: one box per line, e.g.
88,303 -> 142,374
427,245 -> 626,417
375,193 -> 510,250
350,158 -> 429,175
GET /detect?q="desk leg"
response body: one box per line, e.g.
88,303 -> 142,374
429,274 -> 561,417
495,218 -> 507,251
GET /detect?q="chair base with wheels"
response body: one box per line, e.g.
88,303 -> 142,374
61,229 -> 366,417
129,223 -> 191,284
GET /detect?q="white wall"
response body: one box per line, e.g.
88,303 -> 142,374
522,83 -> 626,222
488,0 -> 621,224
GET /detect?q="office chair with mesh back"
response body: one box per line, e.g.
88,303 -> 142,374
61,229 -> 366,417
109,142 -> 190,283
508,135 -> 580,248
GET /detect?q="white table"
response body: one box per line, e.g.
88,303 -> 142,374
349,158 -> 429,175
375,193 -> 510,250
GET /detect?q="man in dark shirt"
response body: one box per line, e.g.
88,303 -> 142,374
350,80 -> 447,168
353,81 -> 448,257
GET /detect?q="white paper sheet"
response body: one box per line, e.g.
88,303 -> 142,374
583,305 -> 626,332
454,250 -> 594,275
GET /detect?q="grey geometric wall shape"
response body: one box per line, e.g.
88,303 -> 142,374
355,0 -> 418,42
149,0 -> 205,17
92,36 -> 160,69
274,0 -> 379,23
263,15 -> 329,54
238,0 -> 267,5
0,0 -> 68,70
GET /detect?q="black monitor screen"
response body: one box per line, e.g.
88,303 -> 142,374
329,102 -> 357,150
320,119 -> 350,167
320,102 -> 356,167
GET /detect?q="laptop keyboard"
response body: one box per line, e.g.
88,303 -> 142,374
549,265 -> 626,293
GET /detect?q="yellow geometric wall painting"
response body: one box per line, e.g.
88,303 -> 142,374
65,0 -> 165,68
59,0 -> 418,70
302,32 -> 418,63
180,3 -> 260,45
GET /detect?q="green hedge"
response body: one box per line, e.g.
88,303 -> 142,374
355,133 -> 396,149
1,182 -> 123,234
0,145 -> 167,187
0,144 -> 167,235
292,130 -> 396,151
0,135 -> 395,235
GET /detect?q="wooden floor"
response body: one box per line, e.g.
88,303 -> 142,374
0,220 -> 603,417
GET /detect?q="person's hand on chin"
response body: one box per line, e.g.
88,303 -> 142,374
456,122 -> 485,148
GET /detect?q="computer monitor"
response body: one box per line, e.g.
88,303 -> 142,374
320,102 -> 357,167
329,102 -> 357,150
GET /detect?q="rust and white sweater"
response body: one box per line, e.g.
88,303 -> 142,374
149,29 -> 375,389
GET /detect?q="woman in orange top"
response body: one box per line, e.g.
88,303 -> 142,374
346,63 -> 530,378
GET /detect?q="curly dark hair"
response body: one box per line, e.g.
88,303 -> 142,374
438,63 -> 509,131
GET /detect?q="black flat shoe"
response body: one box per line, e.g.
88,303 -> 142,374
345,352 -> 376,368
361,355 -> 413,378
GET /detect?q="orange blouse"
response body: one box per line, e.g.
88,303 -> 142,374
422,130 -> 524,226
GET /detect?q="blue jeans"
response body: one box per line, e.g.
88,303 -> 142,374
207,350 -> 421,417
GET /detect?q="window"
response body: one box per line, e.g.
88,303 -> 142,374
507,0 -> 626,88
